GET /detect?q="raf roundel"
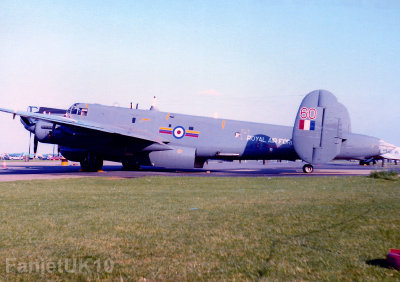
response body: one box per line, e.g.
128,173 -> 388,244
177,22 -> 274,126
173,126 -> 186,139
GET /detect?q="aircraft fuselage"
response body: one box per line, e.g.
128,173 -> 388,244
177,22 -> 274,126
33,103 -> 381,168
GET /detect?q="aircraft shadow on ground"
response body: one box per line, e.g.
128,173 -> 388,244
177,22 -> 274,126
366,259 -> 392,269
2,162 -> 398,177
0,165 -> 122,175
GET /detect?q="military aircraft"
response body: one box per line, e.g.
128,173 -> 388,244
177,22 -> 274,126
1,90 -> 399,173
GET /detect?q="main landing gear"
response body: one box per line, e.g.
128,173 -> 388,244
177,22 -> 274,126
302,164 -> 314,173
122,160 -> 141,171
80,153 -> 103,172
359,160 -> 377,166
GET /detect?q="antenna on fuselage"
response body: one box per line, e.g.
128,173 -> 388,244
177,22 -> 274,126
130,102 -> 139,110
150,96 -> 158,111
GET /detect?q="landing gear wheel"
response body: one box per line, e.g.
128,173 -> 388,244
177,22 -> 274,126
80,153 -> 103,172
303,164 -> 314,174
122,161 -> 141,171
360,160 -> 372,166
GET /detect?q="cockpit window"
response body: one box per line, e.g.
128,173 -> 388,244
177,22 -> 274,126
67,104 -> 89,116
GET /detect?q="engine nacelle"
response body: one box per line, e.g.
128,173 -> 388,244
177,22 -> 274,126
34,120 -> 54,143
149,146 -> 201,169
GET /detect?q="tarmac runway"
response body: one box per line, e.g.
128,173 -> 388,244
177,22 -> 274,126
0,159 -> 398,182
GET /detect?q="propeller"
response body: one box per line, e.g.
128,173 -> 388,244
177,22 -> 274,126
27,133 -> 39,160
34,136 -> 39,157
28,132 -> 32,157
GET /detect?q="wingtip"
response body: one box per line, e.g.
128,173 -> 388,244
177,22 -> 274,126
0,107 -> 17,115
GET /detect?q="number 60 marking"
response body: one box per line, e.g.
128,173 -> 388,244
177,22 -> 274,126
300,107 -> 317,120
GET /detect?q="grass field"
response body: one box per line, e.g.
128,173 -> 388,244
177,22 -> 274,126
0,176 -> 399,281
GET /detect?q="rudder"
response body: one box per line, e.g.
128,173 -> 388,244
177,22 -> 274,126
293,90 -> 351,164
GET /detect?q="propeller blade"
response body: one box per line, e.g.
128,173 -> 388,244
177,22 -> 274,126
34,136 -> 39,156
28,132 -> 32,156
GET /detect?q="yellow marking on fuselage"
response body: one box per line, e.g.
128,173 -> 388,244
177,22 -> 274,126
141,118 -> 151,121
166,113 -> 170,120
222,120 -> 226,129
159,127 -> 172,131
186,130 -> 200,134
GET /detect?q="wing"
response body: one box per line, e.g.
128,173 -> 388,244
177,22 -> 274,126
0,107 -> 171,148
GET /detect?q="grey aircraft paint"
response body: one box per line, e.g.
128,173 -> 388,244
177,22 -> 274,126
0,90 -> 398,172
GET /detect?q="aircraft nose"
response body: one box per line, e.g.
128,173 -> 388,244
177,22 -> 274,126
379,140 -> 400,160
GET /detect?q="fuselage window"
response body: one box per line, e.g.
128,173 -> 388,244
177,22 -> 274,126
189,126 -> 194,130
71,108 -> 78,115
132,118 -> 136,123
81,109 -> 88,116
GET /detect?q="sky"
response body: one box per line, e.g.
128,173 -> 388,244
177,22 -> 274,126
1,0 -> 400,154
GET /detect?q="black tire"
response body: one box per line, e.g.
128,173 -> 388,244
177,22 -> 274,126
80,153 -> 103,172
302,164 -> 314,173
122,161 -> 141,171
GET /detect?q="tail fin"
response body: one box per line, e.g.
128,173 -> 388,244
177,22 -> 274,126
293,90 -> 351,164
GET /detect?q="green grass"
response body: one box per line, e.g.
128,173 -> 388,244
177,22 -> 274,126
0,176 -> 400,281
370,170 -> 399,181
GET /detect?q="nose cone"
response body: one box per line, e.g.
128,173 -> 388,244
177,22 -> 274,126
379,140 -> 400,160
